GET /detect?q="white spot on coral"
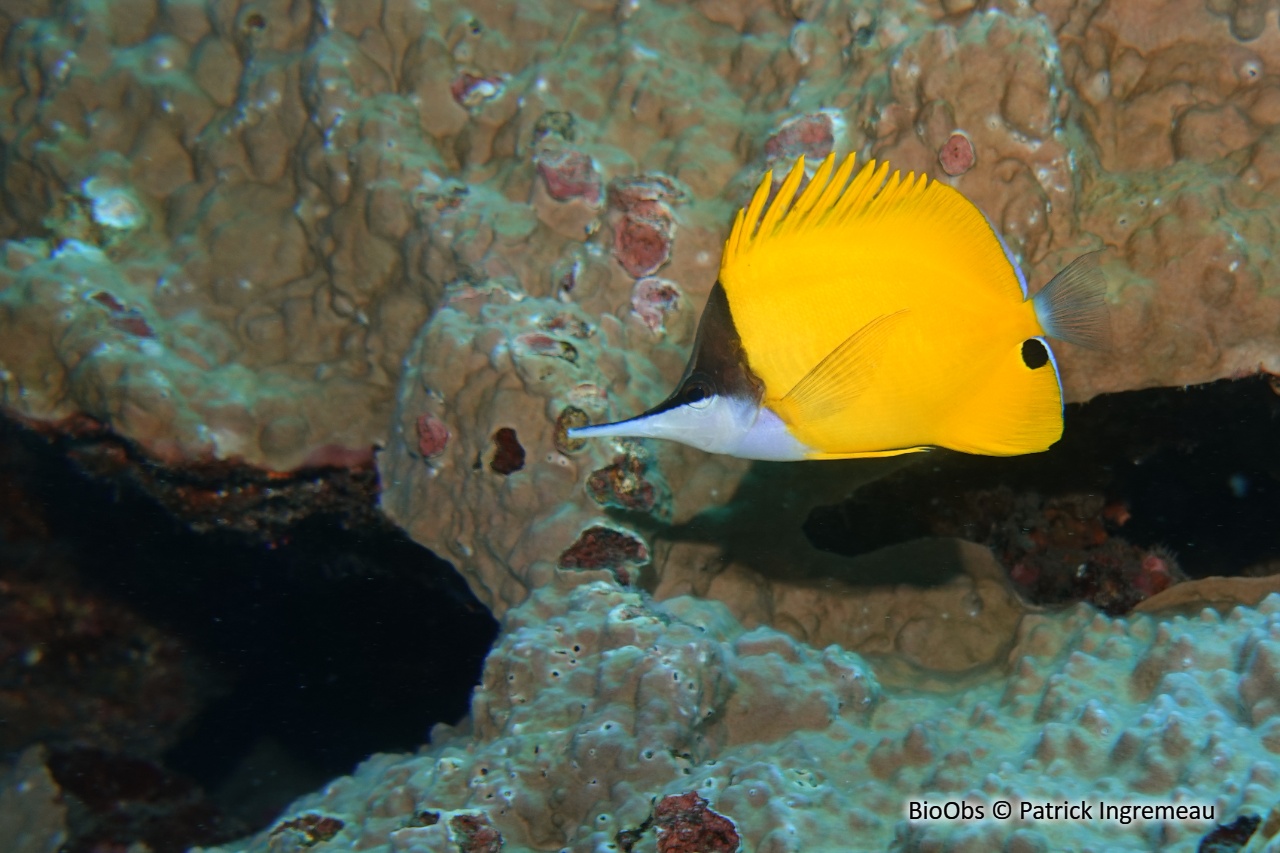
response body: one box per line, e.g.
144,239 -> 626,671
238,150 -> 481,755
82,178 -> 144,230
53,239 -> 107,260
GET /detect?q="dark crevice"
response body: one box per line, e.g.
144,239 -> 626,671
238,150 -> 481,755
805,376 -> 1280,590
0,414 -> 497,842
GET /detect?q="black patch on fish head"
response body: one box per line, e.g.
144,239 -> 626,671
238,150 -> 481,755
1021,338 -> 1050,369
641,281 -> 764,418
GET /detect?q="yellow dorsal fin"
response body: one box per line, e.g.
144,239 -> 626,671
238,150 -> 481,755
779,152 -> 836,231
720,153 -> 1020,305
755,155 -> 806,239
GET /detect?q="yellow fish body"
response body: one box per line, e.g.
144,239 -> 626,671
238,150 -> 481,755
569,153 -> 1110,460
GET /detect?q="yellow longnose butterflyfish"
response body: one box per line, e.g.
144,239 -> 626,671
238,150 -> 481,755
569,153 -> 1110,460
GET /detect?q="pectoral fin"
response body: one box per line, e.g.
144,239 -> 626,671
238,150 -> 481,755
780,310 -> 908,422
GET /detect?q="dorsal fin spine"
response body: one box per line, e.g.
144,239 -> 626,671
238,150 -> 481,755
834,161 -> 890,226
757,156 -> 806,239
723,155 -> 947,268
727,207 -> 746,258
778,154 -> 836,237
809,154 -> 859,228
741,170 -> 773,243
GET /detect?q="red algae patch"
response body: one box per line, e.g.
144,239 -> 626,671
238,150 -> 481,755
631,277 -> 682,334
653,792 -> 740,853
559,526 -> 648,584
608,176 -> 683,278
448,813 -> 503,853
613,214 -> 673,278
268,813 -> 344,847
938,131 -> 976,176
763,112 -> 835,164
587,453 -> 664,514
535,149 -> 602,204
415,413 -> 450,458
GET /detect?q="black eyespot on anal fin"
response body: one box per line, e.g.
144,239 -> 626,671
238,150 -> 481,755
1021,338 -> 1050,369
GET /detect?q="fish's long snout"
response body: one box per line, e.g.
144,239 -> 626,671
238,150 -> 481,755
567,397 -> 700,442
566,417 -> 650,441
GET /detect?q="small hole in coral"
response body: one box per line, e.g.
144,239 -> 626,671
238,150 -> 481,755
490,427 -> 525,474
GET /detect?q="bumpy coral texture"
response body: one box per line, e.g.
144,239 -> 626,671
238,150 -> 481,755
0,747 -> 67,853
5,5 -> 1280,849
3,0 -> 1280,629
204,583 -> 1280,852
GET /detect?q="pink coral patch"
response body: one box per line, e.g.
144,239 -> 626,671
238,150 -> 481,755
535,149 -> 601,204
631,277 -> 681,333
608,176 -> 682,278
764,113 -> 835,163
415,413 -> 450,458
613,215 -> 671,278
608,175 -> 684,210
938,131 -> 976,176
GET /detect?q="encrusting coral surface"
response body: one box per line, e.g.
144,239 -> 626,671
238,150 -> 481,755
5,0 -> 1280,849
203,580 -> 1280,852
4,0 -> 1280,619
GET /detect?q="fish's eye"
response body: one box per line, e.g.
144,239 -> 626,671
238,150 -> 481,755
681,379 -> 714,409
1021,338 -> 1050,369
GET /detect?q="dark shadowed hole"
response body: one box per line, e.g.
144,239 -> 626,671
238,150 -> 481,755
0,416 -> 497,834
804,377 -> 1280,580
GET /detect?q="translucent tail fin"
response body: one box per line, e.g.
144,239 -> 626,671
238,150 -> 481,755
1031,251 -> 1112,350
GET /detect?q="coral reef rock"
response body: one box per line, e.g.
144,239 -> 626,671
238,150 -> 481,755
0,748 -> 67,853
7,0 -> 1280,849
205,581 -> 1280,852
1,0 -> 1279,621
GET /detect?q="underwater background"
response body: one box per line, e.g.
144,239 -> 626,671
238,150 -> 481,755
1,0 -> 1280,850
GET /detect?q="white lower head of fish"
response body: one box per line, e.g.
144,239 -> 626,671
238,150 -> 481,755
567,396 -> 812,461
